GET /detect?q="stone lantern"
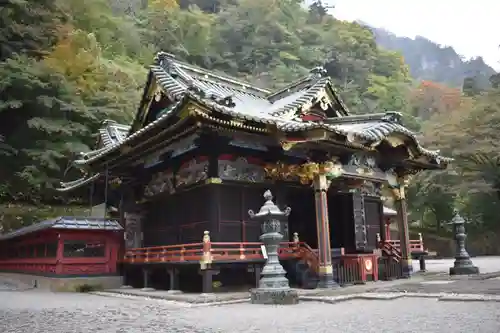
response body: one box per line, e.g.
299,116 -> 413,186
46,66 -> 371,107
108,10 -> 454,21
448,211 -> 479,275
248,190 -> 299,305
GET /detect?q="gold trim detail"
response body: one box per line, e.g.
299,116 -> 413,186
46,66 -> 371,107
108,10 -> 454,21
264,158 -> 344,185
205,177 -> 223,184
318,265 -> 333,274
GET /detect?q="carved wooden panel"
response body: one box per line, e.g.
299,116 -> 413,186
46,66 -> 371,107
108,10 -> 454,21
176,157 -> 208,187
144,170 -> 175,197
218,155 -> 266,183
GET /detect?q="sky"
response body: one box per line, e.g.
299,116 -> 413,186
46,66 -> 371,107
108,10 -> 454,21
325,0 -> 499,70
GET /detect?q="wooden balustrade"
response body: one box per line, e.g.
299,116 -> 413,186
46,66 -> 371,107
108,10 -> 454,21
376,232 -> 425,253
385,239 -> 424,252
123,241 -> 310,264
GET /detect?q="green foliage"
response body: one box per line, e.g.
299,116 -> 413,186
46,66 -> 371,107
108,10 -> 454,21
0,203 -> 90,232
0,0 -> 67,61
1,0 -> 498,248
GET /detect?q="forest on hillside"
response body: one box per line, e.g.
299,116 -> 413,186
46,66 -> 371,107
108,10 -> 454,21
371,27 -> 496,89
1,0 -> 500,253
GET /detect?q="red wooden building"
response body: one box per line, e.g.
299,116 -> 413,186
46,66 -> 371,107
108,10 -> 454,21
0,216 -> 123,276
56,52 -> 450,292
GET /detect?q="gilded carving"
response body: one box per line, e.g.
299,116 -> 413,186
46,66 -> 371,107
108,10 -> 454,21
383,169 -> 412,201
218,157 -> 265,182
176,158 -> 209,187
280,141 -> 299,151
264,158 -> 344,185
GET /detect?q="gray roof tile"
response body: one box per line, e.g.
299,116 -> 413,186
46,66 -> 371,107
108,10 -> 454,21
0,217 -> 123,241
64,52 -> 451,171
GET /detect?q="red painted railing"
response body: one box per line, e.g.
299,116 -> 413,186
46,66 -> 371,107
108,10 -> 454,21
377,232 -> 425,255
123,241 -> 310,264
386,239 -> 424,253
123,240 -> 380,284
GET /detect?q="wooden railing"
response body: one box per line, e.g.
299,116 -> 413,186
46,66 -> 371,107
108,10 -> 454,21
123,240 -> 312,264
376,232 -> 425,255
378,241 -> 402,262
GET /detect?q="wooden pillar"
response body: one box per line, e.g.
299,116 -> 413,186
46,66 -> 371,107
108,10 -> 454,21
385,218 -> 392,241
313,173 -> 336,288
394,189 -> 412,278
141,267 -> 153,290
167,267 -> 181,293
253,264 -> 262,288
55,233 -> 63,274
201,270 -> 213,294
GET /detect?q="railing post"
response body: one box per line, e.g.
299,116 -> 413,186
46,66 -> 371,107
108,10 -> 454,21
200,230 -> 214,294
293,232 -> 299,247
239,243 -> 246,260
201,231 -> 213,268
161,248 -> 167,262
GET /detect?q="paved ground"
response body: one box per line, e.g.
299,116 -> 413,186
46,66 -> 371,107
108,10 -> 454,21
2,257 -> 500,333
1,288 -> 500,333
415,256 -> 500,274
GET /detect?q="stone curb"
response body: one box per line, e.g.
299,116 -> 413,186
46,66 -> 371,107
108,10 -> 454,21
92,289 -> 500,306
91,291 -> 251,307
0,277 -> 35,292
419,271 -> 500,281
301,292 -> 500,303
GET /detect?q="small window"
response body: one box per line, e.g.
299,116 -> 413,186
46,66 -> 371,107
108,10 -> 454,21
26,245 -> 35,258
46,242 -> 58,258
35,243 -> 46,258
18,246 -> 26,258
63,240 -> 105,258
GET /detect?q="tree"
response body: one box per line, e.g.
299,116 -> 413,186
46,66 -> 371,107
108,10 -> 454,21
0,0 -> 67,61
0,56 -> 90,202
410,80 -> 462,120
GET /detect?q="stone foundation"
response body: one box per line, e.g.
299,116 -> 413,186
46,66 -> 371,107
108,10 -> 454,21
250,288 -> 299,305
0,272 -> 123,292
450,265 -> 480,275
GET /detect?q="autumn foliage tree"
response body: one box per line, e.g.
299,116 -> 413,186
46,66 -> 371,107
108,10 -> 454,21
410,80 -> 463,120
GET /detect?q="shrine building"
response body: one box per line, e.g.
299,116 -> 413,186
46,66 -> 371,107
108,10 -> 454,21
0,216 -> 123,291
57,52 -> 451,292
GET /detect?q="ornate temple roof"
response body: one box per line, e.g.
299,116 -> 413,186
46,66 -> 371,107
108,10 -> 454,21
57,51 -> 452,191
0,217 -> 123,241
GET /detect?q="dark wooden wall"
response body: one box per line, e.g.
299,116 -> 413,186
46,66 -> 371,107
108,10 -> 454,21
142,183 -> 274,245
364,196 -> 384,249
143,186 -> 212,246
328,192 -> 383,253
216,184 -> 264,242
285,186 -> 316,245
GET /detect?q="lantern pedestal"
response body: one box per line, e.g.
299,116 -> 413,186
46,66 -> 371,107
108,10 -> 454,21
448,211 -> 479,276
248,190 -> 299,305
449,265 -> 479,276
250,288 -> 299,305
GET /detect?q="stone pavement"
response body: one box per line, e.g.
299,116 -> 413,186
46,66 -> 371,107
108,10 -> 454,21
1,288 -> 500,333
2,257 -> 500,333
415,256 -> 500,274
